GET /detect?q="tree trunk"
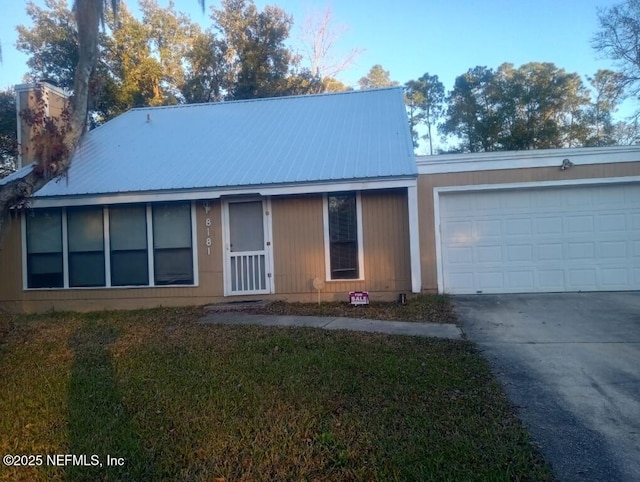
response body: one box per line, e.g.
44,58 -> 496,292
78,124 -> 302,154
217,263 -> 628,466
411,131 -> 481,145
0,0 -> 100,241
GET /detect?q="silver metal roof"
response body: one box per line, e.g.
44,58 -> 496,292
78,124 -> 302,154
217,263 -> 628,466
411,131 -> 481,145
34,87 -> 416,198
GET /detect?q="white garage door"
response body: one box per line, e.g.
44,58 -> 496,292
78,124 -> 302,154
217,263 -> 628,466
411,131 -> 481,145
438,182 -> 640,294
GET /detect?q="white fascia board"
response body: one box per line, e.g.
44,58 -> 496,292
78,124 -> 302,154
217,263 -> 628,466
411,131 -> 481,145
417,145 -> 640,174
433,175 -> 640,195
29,177 -> 416,208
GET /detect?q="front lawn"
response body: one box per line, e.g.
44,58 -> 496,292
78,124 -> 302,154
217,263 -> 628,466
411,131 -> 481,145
0,307 -> 551,481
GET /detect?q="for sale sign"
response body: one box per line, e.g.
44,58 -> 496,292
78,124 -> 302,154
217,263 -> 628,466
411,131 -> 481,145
349,291 -> 369,305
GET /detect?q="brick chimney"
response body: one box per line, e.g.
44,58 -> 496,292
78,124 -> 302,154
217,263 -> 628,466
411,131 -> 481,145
14,82 -> 70,169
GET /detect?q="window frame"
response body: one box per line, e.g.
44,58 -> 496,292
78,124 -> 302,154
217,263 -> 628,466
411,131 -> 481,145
22,201 -> 199,290
323,191 -> 365,282
24,208 -> 65,289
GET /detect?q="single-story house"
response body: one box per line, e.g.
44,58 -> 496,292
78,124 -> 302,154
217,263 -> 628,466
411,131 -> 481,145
0,84 -> 420,312
1,83 -> 640,312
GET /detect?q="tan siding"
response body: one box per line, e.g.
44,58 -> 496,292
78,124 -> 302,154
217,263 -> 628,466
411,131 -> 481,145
361,190 -> 411,293
271,195 -> 326,301
418,161 -> 640,291
0,216 -> 25,311
271,190 -> 411,302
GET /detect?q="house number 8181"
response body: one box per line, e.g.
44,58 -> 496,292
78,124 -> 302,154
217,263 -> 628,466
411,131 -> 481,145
205,217 -> 212,255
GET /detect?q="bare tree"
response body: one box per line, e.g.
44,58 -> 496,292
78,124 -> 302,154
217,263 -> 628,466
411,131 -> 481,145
298,5 -> 361,81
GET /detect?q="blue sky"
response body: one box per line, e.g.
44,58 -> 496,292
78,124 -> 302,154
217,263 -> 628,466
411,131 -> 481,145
0,0 -> 632,152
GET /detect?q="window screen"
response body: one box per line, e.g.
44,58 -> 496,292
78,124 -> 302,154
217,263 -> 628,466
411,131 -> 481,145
328,193 -> 359,279
152,203 -> 193,285
67,207 -> 105,287
26,209 -> 63,288
110,205 -> 148,286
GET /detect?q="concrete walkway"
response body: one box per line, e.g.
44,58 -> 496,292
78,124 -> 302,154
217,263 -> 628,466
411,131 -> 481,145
199,311 -> 462,339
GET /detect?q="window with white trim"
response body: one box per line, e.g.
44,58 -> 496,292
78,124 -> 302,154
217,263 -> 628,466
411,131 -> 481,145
67,207 -> 105,287
152,203 -> 194,285
26,209 -> 63,288
325,192 -> 363,280
109,205 -> 149,286
24,202 -> 195,289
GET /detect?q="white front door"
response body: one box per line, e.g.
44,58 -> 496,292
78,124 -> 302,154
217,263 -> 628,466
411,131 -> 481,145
223,198 -> 274,295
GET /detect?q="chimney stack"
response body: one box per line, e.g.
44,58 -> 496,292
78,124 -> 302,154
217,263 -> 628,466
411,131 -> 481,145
14,82 -> 70,169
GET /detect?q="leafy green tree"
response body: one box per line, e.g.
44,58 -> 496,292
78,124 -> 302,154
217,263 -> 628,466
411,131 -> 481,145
212,0 -> 298,99
442,63 -> 593,152
442,66 -> 499,152
17,0 -> 80,89
0,89 -> 18,178
494,62 -> 590,149
584,69 -> 625,146
18,0 -> 201,123
358,64 -> 399,89
182,29 -> 228,103
404,73 -> 444,154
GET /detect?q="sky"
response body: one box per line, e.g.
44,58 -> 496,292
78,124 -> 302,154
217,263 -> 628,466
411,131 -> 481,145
0,0 -> 633,152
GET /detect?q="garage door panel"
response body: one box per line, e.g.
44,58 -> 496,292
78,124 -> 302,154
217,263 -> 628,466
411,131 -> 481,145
477,272 -> 504,290
536,217 -> 563,234
567,242 -> 595,260
507,271 -> 535,289
538,243 -> 563,260
600,241 -> 627,258
507,245 -> 533,262
477,219 -> 501,236
538,270 -> 565,290
598,213 -> 627,231
477,245 -> 502,263
439,183 -> 640,294
601,268 -> 629,286
567,215 -> 594,233
446,247 -> 473,264
506,218 -> 532,235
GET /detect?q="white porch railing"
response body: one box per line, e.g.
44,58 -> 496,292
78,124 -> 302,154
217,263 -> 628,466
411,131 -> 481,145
230,251 -> 267,293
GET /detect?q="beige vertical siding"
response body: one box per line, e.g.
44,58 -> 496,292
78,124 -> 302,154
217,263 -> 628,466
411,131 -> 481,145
0,216 -> 24,312
361,190 -> 411,293
418,161 -> 640,292
271,190 -> 411,302
271,195 -> 326,299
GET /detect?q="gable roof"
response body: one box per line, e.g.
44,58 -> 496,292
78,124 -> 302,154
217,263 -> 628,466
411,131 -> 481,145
34,87 -> 416,199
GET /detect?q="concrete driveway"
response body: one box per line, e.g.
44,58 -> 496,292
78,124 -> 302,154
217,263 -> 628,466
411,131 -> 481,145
454,292 -> 640,482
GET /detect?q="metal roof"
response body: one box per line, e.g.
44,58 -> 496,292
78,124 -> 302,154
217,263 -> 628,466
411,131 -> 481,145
34,87 -> 416,198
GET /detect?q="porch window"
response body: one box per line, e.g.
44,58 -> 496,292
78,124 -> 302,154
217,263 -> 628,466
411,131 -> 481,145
326,193 -> 362,280
109,205 -> 148,286
152,203 -> 193,285
26,209 -> 63,288
67,207 -> 105,287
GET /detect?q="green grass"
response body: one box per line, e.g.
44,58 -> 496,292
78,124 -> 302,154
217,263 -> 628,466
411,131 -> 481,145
0,307 -> 552,481
234,293 -> 459,324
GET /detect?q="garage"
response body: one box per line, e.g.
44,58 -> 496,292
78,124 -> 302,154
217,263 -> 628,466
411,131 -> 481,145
435,181 -> 640,294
